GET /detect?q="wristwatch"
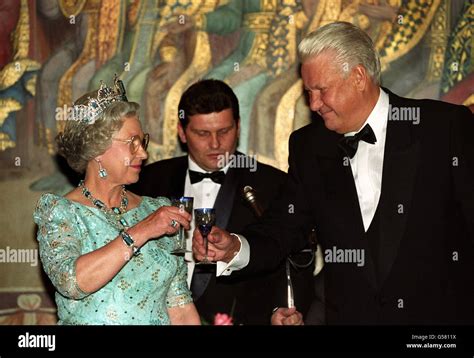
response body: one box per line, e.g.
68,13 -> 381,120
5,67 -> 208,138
120,230 -> 141,256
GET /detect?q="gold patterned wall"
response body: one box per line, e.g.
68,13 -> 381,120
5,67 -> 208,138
0,0 -> 472,324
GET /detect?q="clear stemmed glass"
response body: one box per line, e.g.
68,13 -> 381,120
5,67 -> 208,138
194,208 -> 216,265
171,197 -> 194,254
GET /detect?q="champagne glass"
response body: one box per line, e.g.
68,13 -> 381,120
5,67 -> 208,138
171,197 -> 194,254
194,208 -> 216,265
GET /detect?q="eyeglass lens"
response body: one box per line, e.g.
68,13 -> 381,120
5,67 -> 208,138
131,134 -> 149,153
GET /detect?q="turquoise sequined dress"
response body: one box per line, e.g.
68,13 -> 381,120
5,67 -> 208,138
33,193 -> 192,325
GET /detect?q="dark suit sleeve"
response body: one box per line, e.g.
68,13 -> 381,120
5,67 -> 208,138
451,106 -> 474,238
240,131 -> 315,275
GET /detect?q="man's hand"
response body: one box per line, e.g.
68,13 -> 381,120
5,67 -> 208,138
271,307 -> 304,325
192,226 -> 241,263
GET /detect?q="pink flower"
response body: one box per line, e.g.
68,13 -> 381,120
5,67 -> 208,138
213,313 -> 233,325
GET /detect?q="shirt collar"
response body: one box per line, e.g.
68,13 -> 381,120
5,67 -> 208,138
345,88 -> 389,140
188,155 -> 231,174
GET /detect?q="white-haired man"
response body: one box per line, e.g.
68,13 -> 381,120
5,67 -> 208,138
193,21 -> 474,324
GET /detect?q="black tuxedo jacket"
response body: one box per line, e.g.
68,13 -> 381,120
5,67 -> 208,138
241,90 -> 474,324
130,153 -> 315,324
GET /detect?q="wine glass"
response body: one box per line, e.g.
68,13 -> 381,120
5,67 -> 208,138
194,208 -> 216,265
170,197 -> 194,254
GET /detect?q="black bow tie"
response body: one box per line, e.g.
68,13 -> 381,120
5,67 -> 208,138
338,124 -> 377,159
189,170 -> 226,184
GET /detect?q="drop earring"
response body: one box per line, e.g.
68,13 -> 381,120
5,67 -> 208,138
97,160 -> 107,179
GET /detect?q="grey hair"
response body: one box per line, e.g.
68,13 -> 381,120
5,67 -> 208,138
298,21 -> 381,84
57,100 -> 140,173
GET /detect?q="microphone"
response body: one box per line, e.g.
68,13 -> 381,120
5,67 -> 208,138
241,185 -> 264,218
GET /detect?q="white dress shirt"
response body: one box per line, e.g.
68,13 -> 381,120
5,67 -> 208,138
226,88 -> 390,273
184,157 -> 249,286
345,88 -> 389,231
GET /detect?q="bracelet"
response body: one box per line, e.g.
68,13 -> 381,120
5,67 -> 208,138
120,230 -> 141,256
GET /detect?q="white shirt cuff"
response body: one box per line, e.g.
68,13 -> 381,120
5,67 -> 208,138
216,234 -> 250,276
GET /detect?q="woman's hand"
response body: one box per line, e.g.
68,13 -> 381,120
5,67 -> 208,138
132,206 -> 191,243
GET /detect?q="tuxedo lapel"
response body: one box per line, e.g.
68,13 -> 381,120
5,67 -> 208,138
168,158 -> 187,198
315,128 -> 378,287
377,91 -> 420,286
214,155 -> 242,229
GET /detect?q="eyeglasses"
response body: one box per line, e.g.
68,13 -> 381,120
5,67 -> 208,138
112,133 -> 149,154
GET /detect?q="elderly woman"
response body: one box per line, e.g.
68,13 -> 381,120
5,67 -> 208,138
33,78 -> 200,325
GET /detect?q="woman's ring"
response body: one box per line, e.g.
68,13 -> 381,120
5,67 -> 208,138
171,219 -> 178,228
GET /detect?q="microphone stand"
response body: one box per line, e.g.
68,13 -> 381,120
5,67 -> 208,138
241,185 -> 296,308
241,185 -> 325,308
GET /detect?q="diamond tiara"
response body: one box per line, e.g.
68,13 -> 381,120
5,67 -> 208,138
69,75 -> 128,124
